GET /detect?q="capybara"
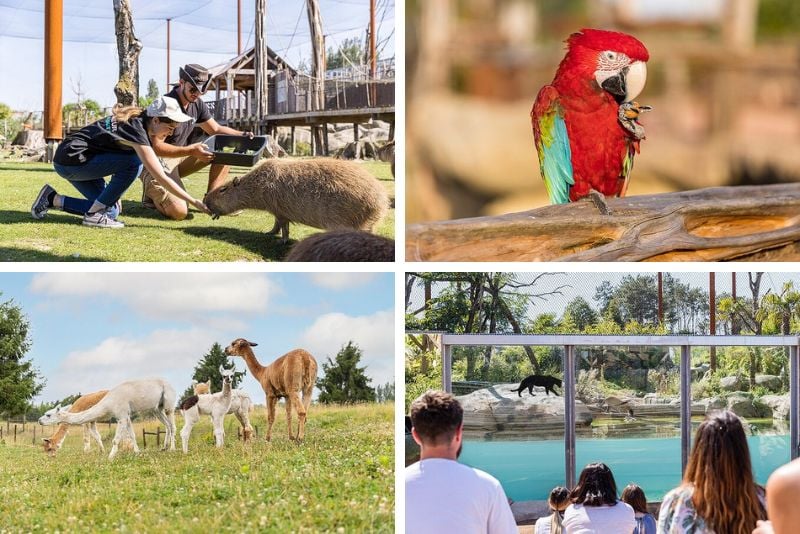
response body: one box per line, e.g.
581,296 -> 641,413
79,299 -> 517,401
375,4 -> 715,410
285,230 -> 395,262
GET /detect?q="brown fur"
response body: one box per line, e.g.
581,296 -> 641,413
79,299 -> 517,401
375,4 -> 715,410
193,380 -> 211,395
224,338 -> 318,442
203,158 -> 389,242
285,230 -> 395,262
180,395 -> 199,411
42,390 -> 109,456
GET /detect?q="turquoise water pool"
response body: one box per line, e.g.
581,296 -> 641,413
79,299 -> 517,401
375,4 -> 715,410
459,434 -> 790,502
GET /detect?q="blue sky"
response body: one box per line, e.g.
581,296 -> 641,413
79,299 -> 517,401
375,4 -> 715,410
0,272 -> 394,404
0,0 -> 396,110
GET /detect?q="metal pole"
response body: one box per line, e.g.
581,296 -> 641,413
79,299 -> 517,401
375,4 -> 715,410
443,343 -> 452,393
791,344 -> 799,460
166,19 -> 171,92
564,345 -> 576,488
710,272 -> 716,372
680,345 -> 691,475
237,0 -> 242,55
44,0 -> 63,159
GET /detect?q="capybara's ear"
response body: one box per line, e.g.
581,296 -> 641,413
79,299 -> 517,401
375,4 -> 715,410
232,176 -> 241,186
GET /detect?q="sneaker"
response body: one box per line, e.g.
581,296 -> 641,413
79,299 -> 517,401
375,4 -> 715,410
107,200 -> 123,219
83,210 -> 124,229
31,184 -> 56,219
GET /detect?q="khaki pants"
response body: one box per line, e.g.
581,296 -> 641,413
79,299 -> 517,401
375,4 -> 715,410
140,156 -> 210,219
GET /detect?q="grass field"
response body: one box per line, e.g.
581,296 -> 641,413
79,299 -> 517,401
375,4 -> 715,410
0,159 -> 395,262
0,403 -> 394,532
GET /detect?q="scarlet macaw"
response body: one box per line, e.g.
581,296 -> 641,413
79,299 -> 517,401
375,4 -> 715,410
531,29 -> 650,213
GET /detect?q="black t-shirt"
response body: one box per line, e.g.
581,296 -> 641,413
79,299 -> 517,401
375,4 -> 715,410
54,115 -> 150,166
164,87 -> 212,146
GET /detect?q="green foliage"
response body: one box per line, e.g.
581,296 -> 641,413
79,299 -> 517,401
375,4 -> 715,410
0,103 -> 11,121
317,342 -> 376,404
405,344 -> 442,411
0,404 -> 394,531
562,297 -> 597,331
0,295 -> 44,417
757,0 -> 800,39
327,37 -> 366,70
375,382 -> 395,403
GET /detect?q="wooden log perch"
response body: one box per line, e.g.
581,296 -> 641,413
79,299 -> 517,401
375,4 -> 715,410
406,184 -> 800,262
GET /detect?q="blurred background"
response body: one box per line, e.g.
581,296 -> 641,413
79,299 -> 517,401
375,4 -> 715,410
406,0 -> 800,224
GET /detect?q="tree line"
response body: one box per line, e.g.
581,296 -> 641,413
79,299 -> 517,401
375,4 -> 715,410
0,294 -> 392,420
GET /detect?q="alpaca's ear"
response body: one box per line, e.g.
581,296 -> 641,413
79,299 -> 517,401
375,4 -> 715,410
192,379 -> 198,386
219,364 -> 226,374
42,438 -> 50,444
248,341 -> 258,347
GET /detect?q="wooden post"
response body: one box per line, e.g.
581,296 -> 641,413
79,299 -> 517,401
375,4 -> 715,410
657,272 -> 664,326
142,427 -> 146,448
14,424 -> 17,443
290,126 -> 295,155
369,0 -> 377,106
44,0 -> 63,161
237,0 -> 242,55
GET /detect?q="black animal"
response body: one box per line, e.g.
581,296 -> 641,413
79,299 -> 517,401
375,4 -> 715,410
511,375 -> 562,397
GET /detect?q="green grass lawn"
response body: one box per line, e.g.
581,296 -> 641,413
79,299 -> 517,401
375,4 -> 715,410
0,160 -> 395,262
0,403 -> 394,532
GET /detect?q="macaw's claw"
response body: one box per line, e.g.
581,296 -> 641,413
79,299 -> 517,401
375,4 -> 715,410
618,101 -> 649,140
582,189 -> 613,216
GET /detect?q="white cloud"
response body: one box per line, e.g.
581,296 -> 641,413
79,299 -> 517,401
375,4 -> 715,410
307,273 -> 378,290
43,328 -> 221,401
300,309 -> 394,387
30,273 -> 275,320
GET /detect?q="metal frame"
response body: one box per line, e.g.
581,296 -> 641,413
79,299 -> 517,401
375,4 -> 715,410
429,333 -> 800,488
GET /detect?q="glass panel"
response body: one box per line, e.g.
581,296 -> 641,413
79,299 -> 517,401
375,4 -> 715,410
690,345 -> 791,487
453,344 -> 566,502
575,345 -> 682,501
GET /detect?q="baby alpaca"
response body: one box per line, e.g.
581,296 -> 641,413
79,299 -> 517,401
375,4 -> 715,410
204,158 -> 389,242
180,366 -> 254,453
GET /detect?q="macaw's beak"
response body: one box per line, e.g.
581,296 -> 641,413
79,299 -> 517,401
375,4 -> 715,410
598,60 -> 647,104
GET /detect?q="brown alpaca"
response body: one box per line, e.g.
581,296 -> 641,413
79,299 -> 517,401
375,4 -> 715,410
224,338 -> 318,441
42,390 -> 109,457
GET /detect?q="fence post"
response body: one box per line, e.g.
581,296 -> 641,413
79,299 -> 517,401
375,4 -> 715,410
142,427 -> 146,448
14,424 -> 17,443
157,427 -> 162,448
32,425 -> 36,445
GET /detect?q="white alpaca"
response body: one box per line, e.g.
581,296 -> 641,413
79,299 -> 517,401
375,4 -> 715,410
180,366 -> 254,453
39,378 -> 177,460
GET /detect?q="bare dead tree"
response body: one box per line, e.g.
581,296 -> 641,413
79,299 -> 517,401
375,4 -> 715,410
306,0 -> 326,154
112,0 -> 142,105
254,0 -> 269,132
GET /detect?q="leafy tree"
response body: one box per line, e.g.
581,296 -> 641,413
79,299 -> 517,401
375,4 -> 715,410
375,382 -> 395,403
317,342 -> 375,403
327,36 -> 365,70
138,78 -> 160,107
0,294 -> 45,417
180,343 -> 246,403
562,297 -> 597,331
0,102 -> 11,121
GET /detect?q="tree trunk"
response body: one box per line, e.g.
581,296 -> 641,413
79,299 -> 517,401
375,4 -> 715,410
254,0 -> 269,133
306,0 -> 325,153
113,0 -> 141,105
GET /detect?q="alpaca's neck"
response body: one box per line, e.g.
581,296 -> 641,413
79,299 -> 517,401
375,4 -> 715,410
58,401 -> 109,425
221,379 -> 232,399
241,348 -> 266,380
50,424 -> 70,447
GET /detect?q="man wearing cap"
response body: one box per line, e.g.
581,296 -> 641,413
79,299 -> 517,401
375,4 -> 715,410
140,63 -> 252,221
30,96 -> 211,228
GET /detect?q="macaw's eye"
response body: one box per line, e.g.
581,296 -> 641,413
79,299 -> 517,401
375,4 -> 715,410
605,51 -> 617,61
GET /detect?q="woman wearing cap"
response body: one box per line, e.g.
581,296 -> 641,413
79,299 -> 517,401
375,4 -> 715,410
30,95 -> 211,228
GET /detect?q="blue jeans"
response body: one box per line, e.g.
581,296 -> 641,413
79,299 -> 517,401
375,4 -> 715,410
53,152 -> 143,215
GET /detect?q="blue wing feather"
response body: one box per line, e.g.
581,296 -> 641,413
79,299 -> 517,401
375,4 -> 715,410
532,87 -> 574,205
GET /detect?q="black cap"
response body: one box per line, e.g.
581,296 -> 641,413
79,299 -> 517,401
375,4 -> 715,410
178,64 -> 211,93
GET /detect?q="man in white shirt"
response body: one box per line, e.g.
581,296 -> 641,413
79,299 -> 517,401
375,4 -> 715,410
405,390 -> 518,534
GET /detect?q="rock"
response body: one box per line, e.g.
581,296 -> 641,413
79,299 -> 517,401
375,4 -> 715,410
755,375 -> 783,392
12,129 -> 45,149
760,394 -> 790,420
720,375 -> 745,391
457,384 -> 592,439
726,394 -> 771,418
